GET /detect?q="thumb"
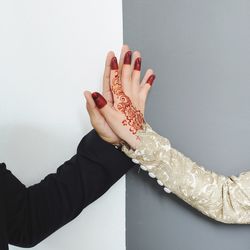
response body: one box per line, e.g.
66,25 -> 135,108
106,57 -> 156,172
84,90 -> 96,114
92,91 -> 139,149
91,92 -> 117,119
84,90 -> 104,121
91,92 -> 108,109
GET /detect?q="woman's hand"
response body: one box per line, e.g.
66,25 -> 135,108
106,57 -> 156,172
84,47 -> 125,145
84,45 -> 155,149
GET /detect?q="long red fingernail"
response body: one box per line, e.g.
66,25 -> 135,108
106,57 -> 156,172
146,74 -> 156,86
92,92 -> 107,109
111,57 -> 118,70
134,57 -> 141,71
124,51 -> 132,65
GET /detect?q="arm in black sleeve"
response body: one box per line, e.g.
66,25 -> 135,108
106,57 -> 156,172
3,129 -> 135,248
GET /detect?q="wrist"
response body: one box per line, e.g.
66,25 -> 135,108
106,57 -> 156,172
121,123 -> 147,150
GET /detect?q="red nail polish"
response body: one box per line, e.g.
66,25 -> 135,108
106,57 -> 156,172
92,92 -> 107,109
146,74 -> 156,86
134,57 -> 141,71
111,57 -> 118,70
124,51 -> 132,65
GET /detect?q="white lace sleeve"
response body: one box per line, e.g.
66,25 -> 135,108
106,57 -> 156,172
121,123 -> 250,224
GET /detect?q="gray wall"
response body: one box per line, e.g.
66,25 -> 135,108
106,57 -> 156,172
123,1 -> 250,249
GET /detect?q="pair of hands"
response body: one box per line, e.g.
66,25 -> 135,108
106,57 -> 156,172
84,45 -> 155,150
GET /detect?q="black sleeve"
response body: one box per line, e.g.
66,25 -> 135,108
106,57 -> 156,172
2,129 -> 135,248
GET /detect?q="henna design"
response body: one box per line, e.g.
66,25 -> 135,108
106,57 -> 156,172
111,70 -> 144,136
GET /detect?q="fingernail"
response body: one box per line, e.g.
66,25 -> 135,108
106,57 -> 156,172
146,74 -> 156,86
134,57 -> 141,71
92,92 -> 107,109
111,57 -> 118,70
124,51 -> 132,65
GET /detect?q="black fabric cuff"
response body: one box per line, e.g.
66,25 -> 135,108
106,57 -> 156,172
77,129 -> 135,183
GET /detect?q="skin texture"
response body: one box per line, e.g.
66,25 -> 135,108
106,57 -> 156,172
84,45 -> 155,149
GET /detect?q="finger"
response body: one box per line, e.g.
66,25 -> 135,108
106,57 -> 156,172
84,90 -> 96,110
131,51 -> 141,86
140,70 -> 155,103
140,69 -> 155,87
121,50 -> 132,94
110,56 -> 121,106
91,91 -> 118,120
103,51 -> 115,104
91,91 -> 133,144
118,44 -> 130,75
84,91 -> 104,121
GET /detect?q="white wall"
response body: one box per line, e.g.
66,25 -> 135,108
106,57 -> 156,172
0,1 -> 125,249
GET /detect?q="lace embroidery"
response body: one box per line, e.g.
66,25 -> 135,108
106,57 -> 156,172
122,122 -> 250,224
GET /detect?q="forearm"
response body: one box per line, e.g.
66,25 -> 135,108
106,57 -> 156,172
122,123 -> 250,224
6,129 -> 134,247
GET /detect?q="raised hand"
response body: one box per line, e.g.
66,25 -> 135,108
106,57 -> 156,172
84,50 -> 123,145
85,45 -> 155,149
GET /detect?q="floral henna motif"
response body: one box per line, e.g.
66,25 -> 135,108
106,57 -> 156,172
111,70 -> 144,136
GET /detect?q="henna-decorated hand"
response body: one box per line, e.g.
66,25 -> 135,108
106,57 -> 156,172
84,45 -> 155,149
83,48 -> 122,145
